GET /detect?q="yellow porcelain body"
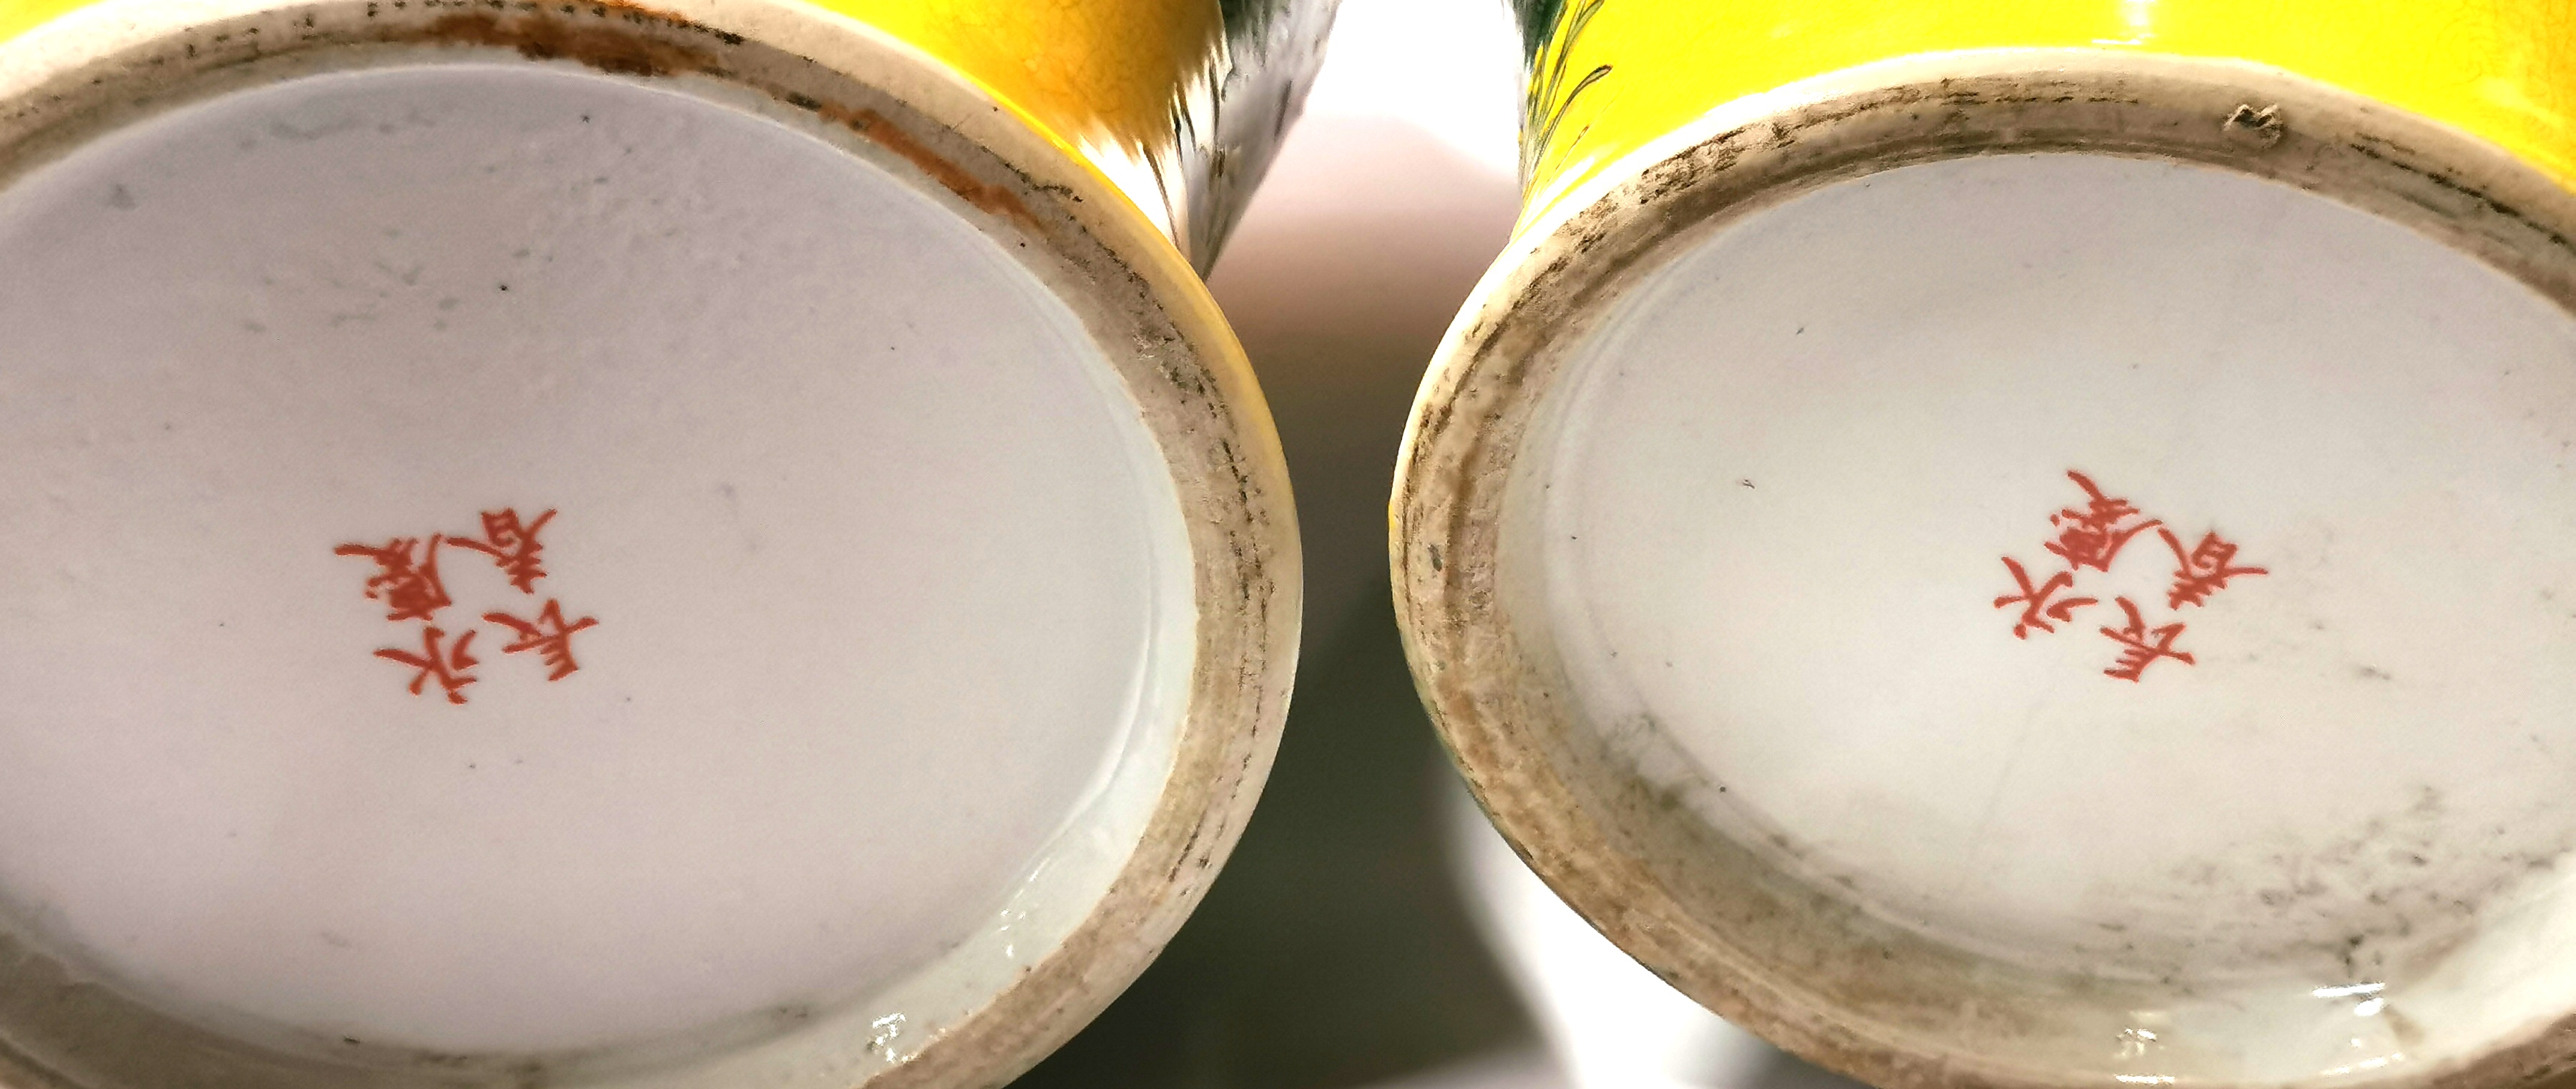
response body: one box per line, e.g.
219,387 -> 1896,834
823,0 -> 1329,265
806,0 -> 1262,263
1519,0 -> 2576,228
829,0 -> 1218,159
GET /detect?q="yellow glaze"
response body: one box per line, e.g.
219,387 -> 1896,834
803,0 -> 1216,165
810,0 -> 1225,252
0,0 -> 75,50
1522,0 -> 2576,230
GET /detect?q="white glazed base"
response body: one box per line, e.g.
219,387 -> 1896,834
1399,51 -> 2576,1089
0,59 -> 1187,1055
0,2 -> 1297,1087
1526,149 -> 2576,1081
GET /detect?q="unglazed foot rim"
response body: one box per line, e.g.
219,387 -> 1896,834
1396,49 -> 2576,1089
0,1 -> 1298,1086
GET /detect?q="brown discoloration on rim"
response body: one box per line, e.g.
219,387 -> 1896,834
400,3 -> 1043,234
798,99 -> 1047,235
0,0 -> 1296,1086
1394,50 -> 2576,1089
414,6 -> 715,78
0,0 -> 1048,244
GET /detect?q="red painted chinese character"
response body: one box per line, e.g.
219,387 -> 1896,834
484,598 -> 600,681
449,508 -> 558,594
2100,597 -> 2193,682
1993,556 -> 2097,639
2047,471 -> 2161,573
2160,528 -> 2267,609
375,626 -> 479,704
334,536 -> 453,622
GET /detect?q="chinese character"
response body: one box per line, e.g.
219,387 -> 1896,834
2160,528 -> 2268,609
449,508 -> 557,594
2100,597 -> 2194,682
333,535 -> 453,622
375,625 -> 479,704
484,598 -> 600,681
1993,556 -> 2097,639
2046,470 -> 2161,573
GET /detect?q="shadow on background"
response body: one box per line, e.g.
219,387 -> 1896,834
1012,115 -> 1529,1089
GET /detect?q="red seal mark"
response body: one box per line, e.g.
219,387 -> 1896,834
2158,528 -> 2268,610
1993,472 -> 2265,682
449,508 -> 557,594
484,598 -> 601,681
2045,471 -> 2160,573
333,536 -> 453,623
1992,556 -> 2096,639
336,508 -> 598,707
2099,597 -> 2195,682
374,626 -> 479,705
